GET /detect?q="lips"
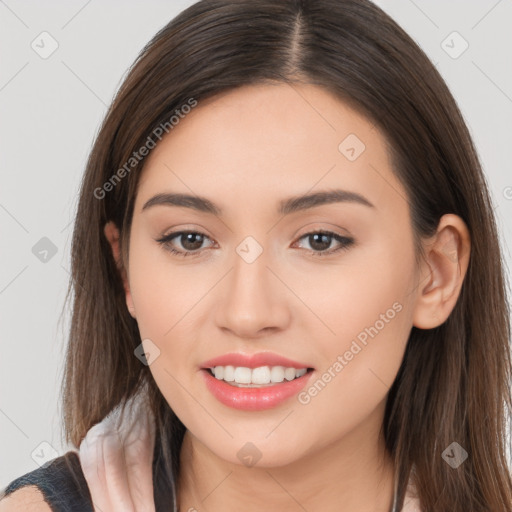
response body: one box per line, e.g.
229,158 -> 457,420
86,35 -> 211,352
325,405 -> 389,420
200,352 -> 313,370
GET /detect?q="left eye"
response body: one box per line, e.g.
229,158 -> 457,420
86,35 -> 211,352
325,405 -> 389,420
156,231 -> 214,257
294,231 -> 354,255
156,230 -> 354,258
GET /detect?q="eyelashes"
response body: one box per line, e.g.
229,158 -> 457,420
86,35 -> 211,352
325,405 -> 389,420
155,230 -> 355,258
156,231 -> 212,257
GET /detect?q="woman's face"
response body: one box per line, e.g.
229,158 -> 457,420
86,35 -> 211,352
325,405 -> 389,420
123,83 -> 423,467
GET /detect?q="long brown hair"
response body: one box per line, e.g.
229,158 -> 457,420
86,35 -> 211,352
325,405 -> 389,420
61,1 -> 512,510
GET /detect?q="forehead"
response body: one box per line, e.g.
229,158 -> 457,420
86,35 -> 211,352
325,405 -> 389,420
134,82 -> 405,215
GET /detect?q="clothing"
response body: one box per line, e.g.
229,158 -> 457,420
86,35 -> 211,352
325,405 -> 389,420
0,450 -> 422,511
0,451 -> 93,511
401,485 -> 422,512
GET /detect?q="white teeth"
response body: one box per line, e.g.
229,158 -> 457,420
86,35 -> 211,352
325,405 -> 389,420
284,367 -> 296,381
270,366 -> 285,383
209,365 -> 309,385
251,366 -> 271,385
234,366 -> 252,384
223,365 -> 235,382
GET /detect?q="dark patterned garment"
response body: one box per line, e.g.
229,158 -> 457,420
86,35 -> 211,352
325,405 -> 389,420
0,451 -> 93,511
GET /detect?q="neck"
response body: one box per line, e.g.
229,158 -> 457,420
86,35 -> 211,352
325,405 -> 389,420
177,402 -> 395,512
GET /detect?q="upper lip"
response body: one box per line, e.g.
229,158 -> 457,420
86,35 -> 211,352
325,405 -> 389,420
201,352 -> 314,370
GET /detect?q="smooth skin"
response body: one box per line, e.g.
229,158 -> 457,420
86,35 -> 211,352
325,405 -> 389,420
0,487 -> 50,512
0,82 -> 470,511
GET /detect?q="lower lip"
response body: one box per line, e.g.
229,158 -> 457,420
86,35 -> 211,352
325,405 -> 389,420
201,369 -> 313,411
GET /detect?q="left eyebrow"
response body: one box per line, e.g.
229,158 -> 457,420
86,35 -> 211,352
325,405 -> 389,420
141,188 -> 375,216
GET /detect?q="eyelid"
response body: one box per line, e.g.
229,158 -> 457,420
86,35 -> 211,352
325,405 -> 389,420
292,221 -> 353,238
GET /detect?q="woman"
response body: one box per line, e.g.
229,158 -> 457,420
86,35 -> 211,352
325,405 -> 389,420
1,0 -> 511,511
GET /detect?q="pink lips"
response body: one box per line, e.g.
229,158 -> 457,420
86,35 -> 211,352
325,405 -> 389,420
200,352 -> 314,411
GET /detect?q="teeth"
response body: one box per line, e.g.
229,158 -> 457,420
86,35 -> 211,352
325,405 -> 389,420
270,366 -> 285,383
234,366 -> 252,384
223,365 -> 235,382
252,366 -> 271,384
210,365 -> 309,386
284,367 -> 296,381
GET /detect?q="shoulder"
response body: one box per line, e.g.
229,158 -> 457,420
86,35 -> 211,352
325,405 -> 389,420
0,451 -> 93,512
0,485 -> 51,511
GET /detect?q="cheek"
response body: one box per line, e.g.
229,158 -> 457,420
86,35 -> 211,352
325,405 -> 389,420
126,235 -> 212,406
127,235 -> 207,340
297,241 -> 416,412
293,291 -> 413,453
296,242 -> 414,357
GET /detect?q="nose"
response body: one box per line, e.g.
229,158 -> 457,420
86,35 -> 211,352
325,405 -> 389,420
214,244 -> 291,339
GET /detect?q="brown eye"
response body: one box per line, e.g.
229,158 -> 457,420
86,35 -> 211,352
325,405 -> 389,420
156,231 -> 214,257
295,231 -> 354,256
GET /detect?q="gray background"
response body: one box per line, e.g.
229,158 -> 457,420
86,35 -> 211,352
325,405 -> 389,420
1,0 -> 511,487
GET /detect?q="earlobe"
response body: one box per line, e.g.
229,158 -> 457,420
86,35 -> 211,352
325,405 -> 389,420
412,214 -> 471,329
103,221 -> 136,319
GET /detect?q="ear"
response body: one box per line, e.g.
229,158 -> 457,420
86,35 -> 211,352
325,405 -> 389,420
104,221 -> 136,318
412,213 -> 471,329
